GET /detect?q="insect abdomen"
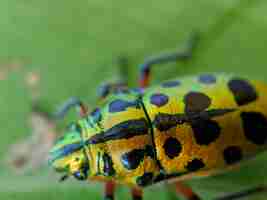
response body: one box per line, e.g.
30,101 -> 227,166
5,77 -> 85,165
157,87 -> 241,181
142,74 -> 267,180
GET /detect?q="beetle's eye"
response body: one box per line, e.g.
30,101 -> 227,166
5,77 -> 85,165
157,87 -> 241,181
73,171 -> 87,181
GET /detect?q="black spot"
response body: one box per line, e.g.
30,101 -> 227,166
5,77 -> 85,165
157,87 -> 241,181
144,145 -> 155,158
198,74 -> 216,84
150,93 -> 169,107
228,78 -> 257,106
136,172 -> 153,187
184,92 -> 211,113
103,153 -> 115,176
186,158 -> 205,172
120,145 -> 154,170
163,137 -> 182,159
241,112 -> 267,145
109,99 -> 140,113
191,119 -> 221,145
162,80 -> 181,88
90,108 -> 102,123
88,119 -> 149,144
121,149 -> 145,170
223,146 -> 243,165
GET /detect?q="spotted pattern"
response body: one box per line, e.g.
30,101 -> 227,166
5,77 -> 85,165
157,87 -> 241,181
184,92 -> 211,113
198,74 -> 216,84
109,99 -> 140,113
136,172 -> 153,187
228,78 -> 257,106
163,137 -> 182,159
186,158 -> 205,172
120,145 -> 154,170
223,146 -> 243,165
150,93 -> 169,107
191,119 -> 221,145
241,112 -> 267,145
103,153 -> 115,176
161,80 -> 181,88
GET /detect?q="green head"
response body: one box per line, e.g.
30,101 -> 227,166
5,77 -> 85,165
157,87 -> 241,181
48,123 -> 90,181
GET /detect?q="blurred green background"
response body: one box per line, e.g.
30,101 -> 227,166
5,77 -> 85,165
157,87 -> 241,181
1,0 -> 267,199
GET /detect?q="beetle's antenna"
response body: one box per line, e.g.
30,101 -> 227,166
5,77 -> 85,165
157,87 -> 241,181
59,174 -> 69,182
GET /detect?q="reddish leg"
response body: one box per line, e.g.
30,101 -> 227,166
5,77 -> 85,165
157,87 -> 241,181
104,181 -> 116,200
175,182 -> 201,200
139,33 -> 199,88
131,187 -> 143,200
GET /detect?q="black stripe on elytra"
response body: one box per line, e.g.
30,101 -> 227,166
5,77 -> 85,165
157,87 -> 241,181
153,108 -> 236,132
87,118 -> 149,144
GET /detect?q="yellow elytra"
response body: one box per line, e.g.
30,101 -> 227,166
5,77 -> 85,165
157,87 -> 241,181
49,73 -> 267,189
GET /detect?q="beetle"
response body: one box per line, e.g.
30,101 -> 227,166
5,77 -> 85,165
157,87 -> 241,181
48,33 -> 267,200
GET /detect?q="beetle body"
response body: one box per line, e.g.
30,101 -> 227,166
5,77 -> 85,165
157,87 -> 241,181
49,73 -> 267,188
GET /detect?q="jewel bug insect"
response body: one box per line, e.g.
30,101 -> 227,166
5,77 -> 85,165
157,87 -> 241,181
48,33 -> 267,200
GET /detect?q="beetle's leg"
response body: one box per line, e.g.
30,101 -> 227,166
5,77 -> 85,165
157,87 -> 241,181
98,82 -> 128,100
97,57 -> 129,100
214,185 -> 267,200
53,97 -> 88,119
174,182 -> 201,200
131,187 -> 143,200
139,32 -> 199,88
104,181 -> 116,200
